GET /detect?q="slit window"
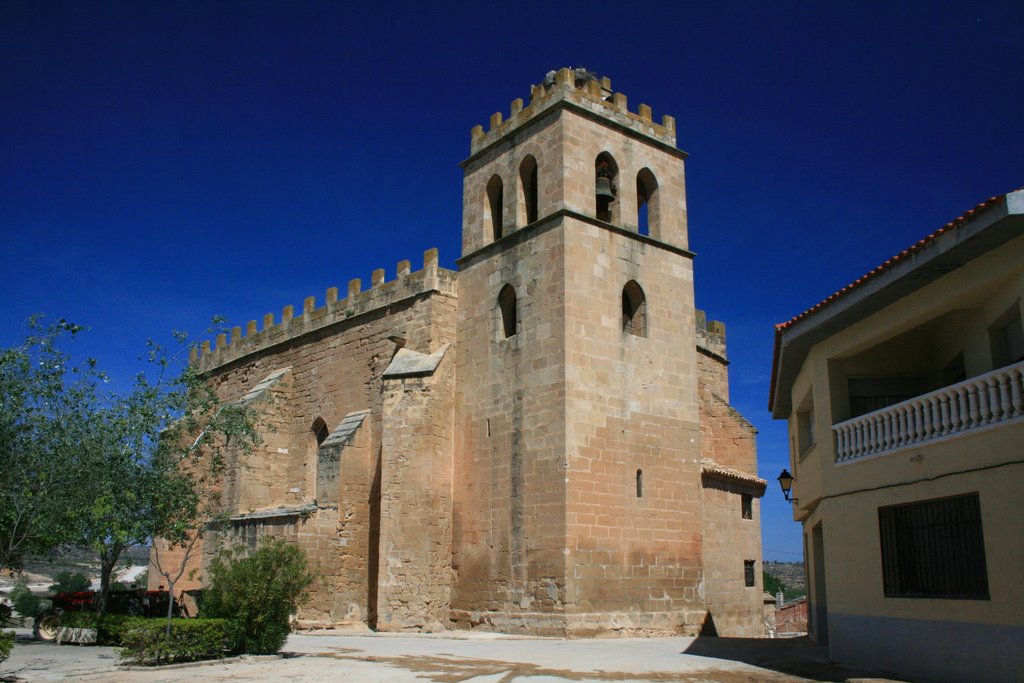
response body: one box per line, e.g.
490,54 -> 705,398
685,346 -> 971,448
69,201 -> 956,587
622,280 -> 647,337
636,469 -> 643,498
498,284 -> 517,339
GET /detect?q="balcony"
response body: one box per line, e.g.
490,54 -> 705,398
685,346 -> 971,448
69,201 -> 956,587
833,360 -> 1024,463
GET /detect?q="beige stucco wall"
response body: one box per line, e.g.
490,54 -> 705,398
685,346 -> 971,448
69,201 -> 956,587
786,232 -> 1024,515
779,218 -> 1024,680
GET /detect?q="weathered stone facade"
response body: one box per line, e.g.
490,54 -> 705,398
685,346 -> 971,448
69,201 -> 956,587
149,68 -> 765,637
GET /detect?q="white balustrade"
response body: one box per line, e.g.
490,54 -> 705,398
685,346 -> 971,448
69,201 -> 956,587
833,360 -> 1024,463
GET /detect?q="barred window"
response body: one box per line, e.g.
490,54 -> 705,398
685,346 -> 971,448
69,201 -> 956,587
744,560 -> 755,587
878,493 -> 989,599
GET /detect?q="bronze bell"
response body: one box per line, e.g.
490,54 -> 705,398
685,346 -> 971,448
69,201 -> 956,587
596,176 -> 616,199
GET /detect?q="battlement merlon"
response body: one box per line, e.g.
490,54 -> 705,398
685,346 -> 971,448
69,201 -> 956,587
190,248 -> 457,373
469,67 -> 677,155
695,309 -> 727,361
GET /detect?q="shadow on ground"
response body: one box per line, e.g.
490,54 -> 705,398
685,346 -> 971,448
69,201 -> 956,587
683,636 -> 893,682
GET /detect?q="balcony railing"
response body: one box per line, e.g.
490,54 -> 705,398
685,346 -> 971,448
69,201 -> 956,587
833,360 -> 1024,463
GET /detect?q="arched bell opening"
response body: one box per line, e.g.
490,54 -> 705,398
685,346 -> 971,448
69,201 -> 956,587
595,152 -> 619,224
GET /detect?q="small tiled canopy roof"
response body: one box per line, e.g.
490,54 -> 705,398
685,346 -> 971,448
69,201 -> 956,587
701,460 -> 768,495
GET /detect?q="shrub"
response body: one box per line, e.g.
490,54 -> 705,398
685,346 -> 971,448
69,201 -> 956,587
10,580 -> 40,618
98,615 -> 149,645
0,630 -> 13,665
118,619 -> 227,665
202,538 -> 315,655
58,612 -> 149,645
48,572 -> 90,594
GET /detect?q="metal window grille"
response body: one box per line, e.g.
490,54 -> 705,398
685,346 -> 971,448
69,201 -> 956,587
878,493 -> 989,599
744,560 -> 755,587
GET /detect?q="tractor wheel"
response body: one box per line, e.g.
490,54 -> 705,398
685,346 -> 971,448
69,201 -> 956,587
33,609 -> 62,642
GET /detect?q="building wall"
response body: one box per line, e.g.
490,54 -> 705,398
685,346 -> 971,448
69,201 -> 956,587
780,227 -> 1024,677
803,452 -> 1024,682
561,215 -> 703,636
451,224 -> 569,634
151,71 -> 765,639
149,253 -> 458,628
376,348 -> 456,631
775,597 -> 807,634
699,373 -> 763,637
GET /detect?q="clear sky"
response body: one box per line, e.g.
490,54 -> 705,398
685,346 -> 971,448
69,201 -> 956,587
2,1 -> 1022,562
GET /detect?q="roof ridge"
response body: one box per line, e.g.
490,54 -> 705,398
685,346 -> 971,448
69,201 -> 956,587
775,187 -> 1019,332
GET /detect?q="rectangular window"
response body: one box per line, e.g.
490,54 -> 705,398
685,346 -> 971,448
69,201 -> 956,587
744,560 -> 756,587
990,304 -> 1024,367
848,375 -> 929,418
741,494 -> 752,520
878,493 -> 989,599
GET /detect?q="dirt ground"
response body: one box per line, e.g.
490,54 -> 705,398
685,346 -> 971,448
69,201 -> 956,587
2,628 -> 901,683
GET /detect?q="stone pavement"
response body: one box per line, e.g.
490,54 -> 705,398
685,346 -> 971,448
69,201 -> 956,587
2,628 -> 902,682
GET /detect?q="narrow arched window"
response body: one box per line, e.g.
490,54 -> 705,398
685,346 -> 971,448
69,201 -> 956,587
636,469 -> 643,498
486,174 -> 504,241
519,155 -> 538,226
595,152 -> 619,224
498,284 -> 517,338
311,417 -> 329,446
636,168 -> 659,237
622,280 -> 647,337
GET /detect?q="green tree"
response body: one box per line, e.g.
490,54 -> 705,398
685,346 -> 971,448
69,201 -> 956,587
73,328 -> 262,618
0,315 -> 263,620
10,578 -> 41,618
763,571 -> 786,596
203,538 -> 315,655
48,571 -> 91,594
0,317 -> 97,572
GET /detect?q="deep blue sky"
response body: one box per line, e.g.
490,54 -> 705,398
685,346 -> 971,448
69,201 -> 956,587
3,1 -> 1022,562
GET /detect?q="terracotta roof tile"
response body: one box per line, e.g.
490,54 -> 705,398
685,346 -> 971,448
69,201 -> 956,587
775,190 -> 1013,332
768,187 -> 1020,413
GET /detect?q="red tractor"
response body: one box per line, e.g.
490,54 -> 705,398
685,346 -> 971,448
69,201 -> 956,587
33,588 -> 181,642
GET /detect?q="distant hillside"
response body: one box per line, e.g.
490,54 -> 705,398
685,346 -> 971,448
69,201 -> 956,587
1,546 -> 150,590
764,561 -> 805,598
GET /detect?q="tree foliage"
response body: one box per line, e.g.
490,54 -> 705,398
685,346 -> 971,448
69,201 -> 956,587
10,579 -> 41,618
0,315 -> 264,621
763,571 -> 786,596
0,317 -> 97,572
48,571 -> 90,594
202,538 -> 315,655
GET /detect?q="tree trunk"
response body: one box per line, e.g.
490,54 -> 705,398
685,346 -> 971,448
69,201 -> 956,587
96,543 -> 124,617
165,578 -> 175,637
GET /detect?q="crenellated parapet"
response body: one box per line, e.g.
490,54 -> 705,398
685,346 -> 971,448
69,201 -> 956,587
191,248 -> 456,373
695,309 -> 727,361
469,67 -> 676,155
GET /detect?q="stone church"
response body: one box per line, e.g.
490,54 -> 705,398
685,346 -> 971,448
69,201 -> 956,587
150,68 -> 766,637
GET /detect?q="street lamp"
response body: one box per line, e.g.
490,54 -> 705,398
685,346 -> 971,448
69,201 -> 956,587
777,469 -> 797,503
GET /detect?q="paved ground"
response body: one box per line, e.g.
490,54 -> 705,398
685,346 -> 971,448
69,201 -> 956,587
1,628 -> 900,682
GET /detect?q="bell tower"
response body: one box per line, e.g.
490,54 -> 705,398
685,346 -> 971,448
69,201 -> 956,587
452,68 -> 705,636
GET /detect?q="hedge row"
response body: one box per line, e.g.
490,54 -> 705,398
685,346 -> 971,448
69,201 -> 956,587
58,612 -> 149,646
118,619 -> 228,665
